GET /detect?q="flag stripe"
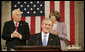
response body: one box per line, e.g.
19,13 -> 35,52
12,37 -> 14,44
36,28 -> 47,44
11,17 -> 13,20
45,1 -> 50,18
35,16 -> 41,33
31,16 -> 35,35
60,1 -> 65,22
40,16 -> 45,32
21,17 -> 25,21
55,1 -> 60,12
70,1 -> 75,45
50,1 -> 55,12
65,1 -> 70,41
26,16 -> 31,30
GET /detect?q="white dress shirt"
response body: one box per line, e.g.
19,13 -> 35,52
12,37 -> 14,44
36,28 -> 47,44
41,31 -> 49,45
13,20 -> 19,27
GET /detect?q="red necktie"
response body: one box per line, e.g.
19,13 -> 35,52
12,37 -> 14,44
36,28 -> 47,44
16,22 -> 17,30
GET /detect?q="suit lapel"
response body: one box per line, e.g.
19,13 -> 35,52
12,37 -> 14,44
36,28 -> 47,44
17,21 -> 21,28
47,33 -> 54,45
17,21 -> 23,31
11,20 -> 16,31
11,20 -> 22,31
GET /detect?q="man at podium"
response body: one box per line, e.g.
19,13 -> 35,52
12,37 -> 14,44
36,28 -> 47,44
28,18 -> 60,47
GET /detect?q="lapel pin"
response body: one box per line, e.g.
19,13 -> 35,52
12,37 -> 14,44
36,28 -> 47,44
51,39 -> 53,40
20,24 -> 22,26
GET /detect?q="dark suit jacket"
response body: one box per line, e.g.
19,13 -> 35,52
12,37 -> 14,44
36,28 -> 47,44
28,33 -> 60,46
2,20 -> 30,47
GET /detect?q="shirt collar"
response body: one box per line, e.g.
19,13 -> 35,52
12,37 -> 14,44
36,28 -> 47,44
13,20 -> 19,26
42,31 -> 49,37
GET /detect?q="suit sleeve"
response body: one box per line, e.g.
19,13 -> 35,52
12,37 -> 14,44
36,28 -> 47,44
27,36 -> 34,46
58,23 -> 67,40
21,22 -> 30,41
56,36 -> 61,46
2,22 -> 12,40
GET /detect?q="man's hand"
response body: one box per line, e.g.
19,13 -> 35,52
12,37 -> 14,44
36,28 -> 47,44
50,29 -> 58,35
12,30 -> 22,39
52,30 -> 58,35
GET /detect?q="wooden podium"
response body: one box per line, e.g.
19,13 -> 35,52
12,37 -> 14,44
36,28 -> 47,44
13,46 -> 61,51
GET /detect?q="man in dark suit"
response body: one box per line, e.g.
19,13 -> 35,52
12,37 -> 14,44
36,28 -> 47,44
2,9 -> 30,51
28,18 -> 60,47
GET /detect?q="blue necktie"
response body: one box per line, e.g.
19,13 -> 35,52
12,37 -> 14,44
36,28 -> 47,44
43,35 -> 47,46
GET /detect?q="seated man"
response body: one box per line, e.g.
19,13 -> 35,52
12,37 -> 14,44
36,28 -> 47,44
28,18 -> 60,47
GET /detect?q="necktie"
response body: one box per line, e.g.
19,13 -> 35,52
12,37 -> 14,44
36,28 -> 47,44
16,22 -> 17,30
43,35 -> 47,46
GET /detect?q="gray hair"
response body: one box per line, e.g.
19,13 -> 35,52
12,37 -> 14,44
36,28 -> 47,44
42,18 -> 53,26
12,9 -> 21,15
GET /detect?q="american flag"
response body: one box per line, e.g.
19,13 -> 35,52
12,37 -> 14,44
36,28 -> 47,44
11,1 -> 75,45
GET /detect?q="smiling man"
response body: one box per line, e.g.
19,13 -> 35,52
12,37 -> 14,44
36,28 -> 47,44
2,9 -> 30,51
28,18 -> 60,47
